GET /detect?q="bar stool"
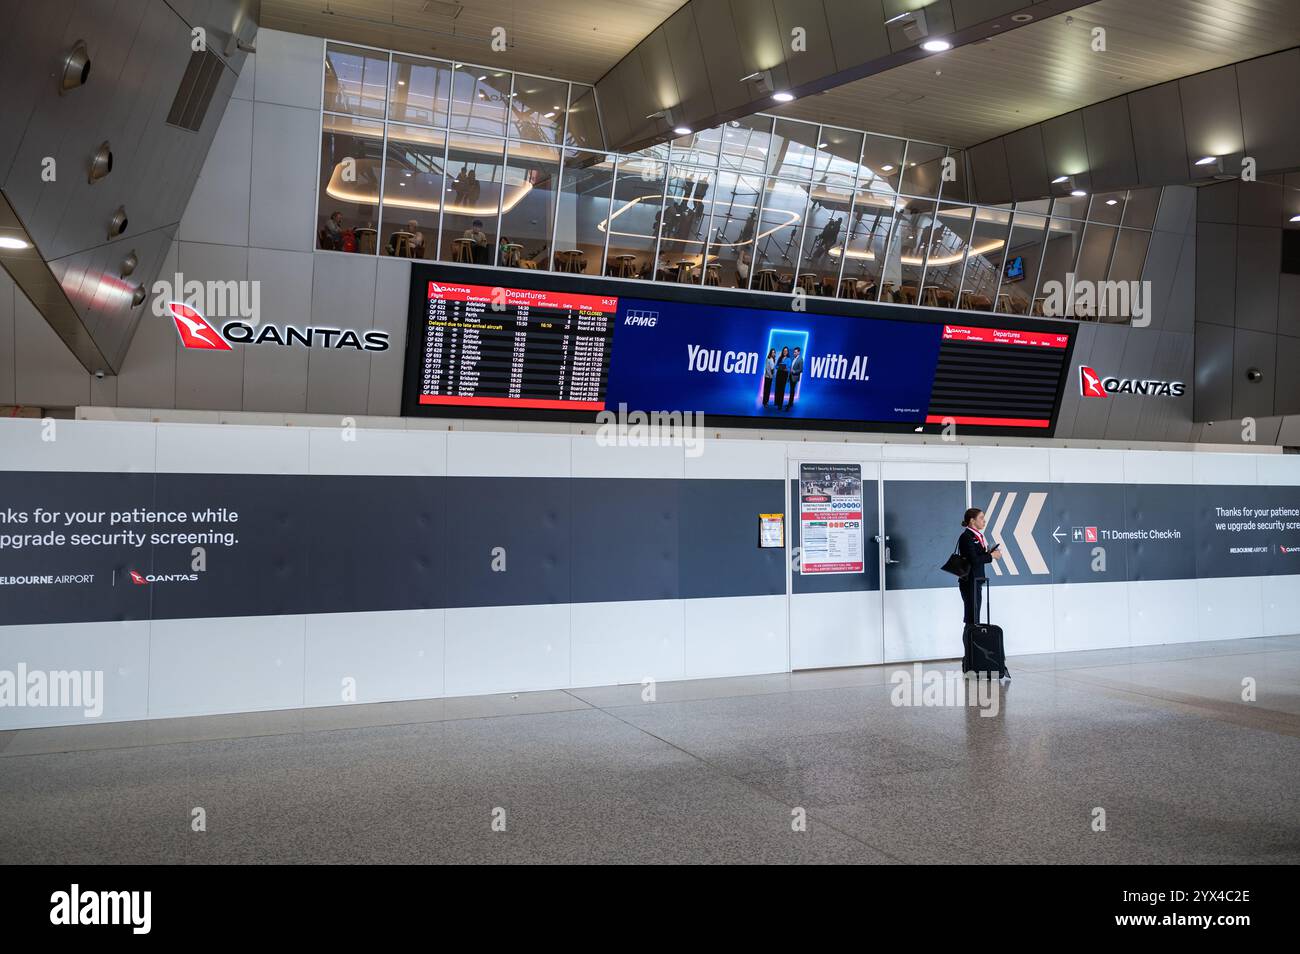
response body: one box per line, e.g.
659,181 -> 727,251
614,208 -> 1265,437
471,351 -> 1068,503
996,292 -> 1014,313
556,249 -> 586,273
1031,297 -> 1047,316
879,281 -> 898,302
500,243 -> 523,267
754,269 -> 780,292
898,284 -> 919,305
703,263 -> 722,286
607,254 -> 637,278
354,228 -> 378,255
451,238 -> 475,263
675,260 -> 698,283
796,272 -> 819,294
390,231 -> 415,258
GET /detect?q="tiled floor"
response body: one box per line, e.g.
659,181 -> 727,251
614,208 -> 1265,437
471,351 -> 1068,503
3,636 -> 1299,864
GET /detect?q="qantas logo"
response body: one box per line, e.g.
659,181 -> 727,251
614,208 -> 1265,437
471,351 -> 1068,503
1079,365 -> 1186,398
1079,366 -> 1106,398
128,570 -> 147,585
167,302 -> 231,351
128,569 -> 198,585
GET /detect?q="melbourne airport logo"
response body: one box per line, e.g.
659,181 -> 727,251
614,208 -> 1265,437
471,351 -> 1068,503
153,272 -> 389,352
1079,365 -> 1185,398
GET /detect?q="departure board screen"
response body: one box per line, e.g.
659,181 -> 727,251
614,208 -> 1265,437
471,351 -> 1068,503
416,281 -> 617,410
402,264 -> 1077,435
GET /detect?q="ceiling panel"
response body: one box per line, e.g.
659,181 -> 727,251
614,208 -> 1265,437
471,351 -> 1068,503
772,0 -> 1300,146
259,0 -> 689,83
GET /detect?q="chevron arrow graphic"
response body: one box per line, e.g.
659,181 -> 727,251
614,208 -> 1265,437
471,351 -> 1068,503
989,491 -> 1018,575
1014,492 -> 1050,575
985,491 -> 1003,576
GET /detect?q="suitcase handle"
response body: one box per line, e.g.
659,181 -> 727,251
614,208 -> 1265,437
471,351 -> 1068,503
979,577 -> 990,626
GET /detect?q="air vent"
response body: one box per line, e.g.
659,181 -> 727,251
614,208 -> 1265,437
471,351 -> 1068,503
166,49 -> 225,131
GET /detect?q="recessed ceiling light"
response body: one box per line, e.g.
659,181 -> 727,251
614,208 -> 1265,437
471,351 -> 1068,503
544,112 -> 556,118
1106,199 -> 1118,205
772,91 -> 795,102
818,142 -> 827,148
1051,175 -> 1069,184
1011,13 -> 1033,22
1291,214 -> 1300,222
881,164 -> 894,172
1195,155 -> 1218,165
921,39 -> 952,52
0,236 -> 28,250
1070,189 -> 1087,197
674,126 -> 692,136
397,80 -> 405,86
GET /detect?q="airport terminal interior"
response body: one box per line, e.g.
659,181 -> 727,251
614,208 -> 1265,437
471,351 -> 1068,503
2,0 -> 1300,874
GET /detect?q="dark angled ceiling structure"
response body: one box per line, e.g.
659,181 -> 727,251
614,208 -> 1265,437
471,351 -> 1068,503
594,0 -> 1098,154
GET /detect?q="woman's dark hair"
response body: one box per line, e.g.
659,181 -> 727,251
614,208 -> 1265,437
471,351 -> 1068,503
767,348 -> 776,358
779,346 -> 790,357
961,507 -> 983,527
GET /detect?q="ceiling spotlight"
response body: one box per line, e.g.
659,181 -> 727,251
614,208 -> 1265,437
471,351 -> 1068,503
772,91 -> 795,102
674,126 -> 692,136
1070,189 -> 1087,197
397,80 -> 405,86
544,111 -> 556,118
1106,199 -> 1118,205
1195,155 -> 1218,166
921,39 -> 952,52
1290,214 -> 1300,223
881,164 -> 894,172
1051,175 -> 1070,184
0,236 -> 29,250
818,142 -> 827,148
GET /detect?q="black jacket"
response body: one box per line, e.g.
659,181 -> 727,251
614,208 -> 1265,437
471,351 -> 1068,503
958,527 -> 994,580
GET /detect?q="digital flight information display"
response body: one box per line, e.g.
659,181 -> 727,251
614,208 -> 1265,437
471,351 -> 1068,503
402,265 -> 1076,434
416,281 -> 616,410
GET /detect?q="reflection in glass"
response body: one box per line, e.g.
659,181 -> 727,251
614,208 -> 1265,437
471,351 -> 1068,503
1108,228 -> 1150,286
922,204 -> 977,307
1051,192 -> 1090,219
508,74 -> 568,143
554,150 -> 615,275
448,65 -> 510,135
653,164 -> 716,284
1074,223 -> 1118,291
500,141 -> 562,268
564,86 -> 603,150
603,157 -> 667,279
318,115 -> 384,254
324,44 -> 389,119
899,141 -> 945,198
995,210 -> 1049,313
958,206 -> 1012,309
940,149 -> 970,202
768,119 -> 820,180
1122,187 -> 1160,229
880,197 -> 938,304
860,134 -> 905,198
1034,216 -> 1086,314
380,123 -> 447,259
670,126 -> 722,166
750,177 -> 807,292
388,54 -> 452,126
1088,190 -> 1127,225
703,173 -> 764,288
438,133 -> 506,263
720,116 -> 774,177
794,176 -> 852,295
835,194 -> 901,300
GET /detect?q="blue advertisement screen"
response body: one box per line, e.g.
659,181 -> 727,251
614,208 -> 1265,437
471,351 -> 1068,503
605,297 -> 943,423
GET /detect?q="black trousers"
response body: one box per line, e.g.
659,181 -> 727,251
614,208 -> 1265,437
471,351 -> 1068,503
959,575 -> 983,624
773,370 -> 789,408
762,377 -> 773,404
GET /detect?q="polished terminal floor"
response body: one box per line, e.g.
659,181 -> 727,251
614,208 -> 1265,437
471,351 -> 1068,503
3,636 -> 1299,864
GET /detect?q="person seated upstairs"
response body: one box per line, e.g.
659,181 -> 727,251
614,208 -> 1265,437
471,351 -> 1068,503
463,219 -> 489,264
322,212 -> 344,250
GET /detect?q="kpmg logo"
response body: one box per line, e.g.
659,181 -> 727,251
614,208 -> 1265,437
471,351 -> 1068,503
1079,365 -> 1185,398
624,309 -> 658,327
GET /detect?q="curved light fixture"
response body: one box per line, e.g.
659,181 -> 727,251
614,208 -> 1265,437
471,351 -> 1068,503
325,160 -> 533,216
597,195 -> 799,248
0,236 -> 30,250
921,39 -> 952,52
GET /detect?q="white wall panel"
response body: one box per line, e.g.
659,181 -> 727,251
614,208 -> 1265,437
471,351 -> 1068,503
173,241 -> 248,410
444,603 -> 570,695
683,594 -> 786,678
447,431 -> 570,477
304,609 -> 444,706
1049,447 -> 1125,483
243,247 -> 314,411
367,258 -> 411,416
307,426 -> 446,476
305,253 -> 378,413
1193,452 -> 1258,486
570,599 -> 685,687
248,101 -> 319,253
251,29 -> 323,110
232,46 -> 255,101
0,621 -> 150,729
790,590 -> 883,669
13,293 -> 91,408
148,614 -> 306,718
1262,575 -> 1300,636
987,583 -> 1055,656
0,419 -> 155,472
1052,581 -> 1130,652
968,445 -> 1051,482
882,587 -> 962,662
1127,578 -> 1199,647
685,438 -> 785,480
880,443 -> 968,461
1257,454 -> 1300,486
178,96 -> 252,246
1125,449 -> 1194,484
571,436 -> 684,478
154,422 -> 309,473
1196,576 -> 1264,641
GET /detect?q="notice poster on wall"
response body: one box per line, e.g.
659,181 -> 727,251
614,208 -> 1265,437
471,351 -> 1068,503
798,463 -> 864,574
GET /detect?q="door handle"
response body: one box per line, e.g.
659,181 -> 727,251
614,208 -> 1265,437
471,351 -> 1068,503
875,535 -> 900,565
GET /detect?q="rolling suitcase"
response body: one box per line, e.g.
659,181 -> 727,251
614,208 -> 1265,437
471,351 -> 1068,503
964,579 -> 1008,680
